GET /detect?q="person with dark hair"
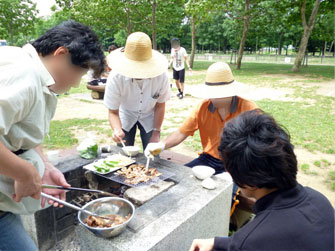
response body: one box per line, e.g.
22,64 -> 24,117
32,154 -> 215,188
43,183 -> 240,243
0,20 -> 105,250
108,44 -> 118,54
168,37 -> 192,99
189,110 -> 334,251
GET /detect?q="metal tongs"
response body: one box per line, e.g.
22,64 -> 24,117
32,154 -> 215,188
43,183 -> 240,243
41,192 -> 113,220
42,184 -> 116,197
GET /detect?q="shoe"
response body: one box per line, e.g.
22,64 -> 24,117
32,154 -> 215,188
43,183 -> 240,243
176,92 -> 181,97
178,94 -> 184,99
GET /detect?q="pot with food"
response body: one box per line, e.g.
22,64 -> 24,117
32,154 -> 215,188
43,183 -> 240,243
78,197 -> 135,238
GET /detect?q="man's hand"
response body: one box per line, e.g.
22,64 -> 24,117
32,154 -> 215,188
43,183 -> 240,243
144,142 -> 165,158
189,238 -> 214,251
112,128 -> 125,143
13,164 -> 42,202
41,162 -> 70,208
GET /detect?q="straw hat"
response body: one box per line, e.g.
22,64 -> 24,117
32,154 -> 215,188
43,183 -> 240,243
107,32 -> 168,78
190,62 -> 250,99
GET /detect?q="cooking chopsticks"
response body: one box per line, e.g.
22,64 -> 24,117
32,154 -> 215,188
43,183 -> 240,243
42,184 -> 117,197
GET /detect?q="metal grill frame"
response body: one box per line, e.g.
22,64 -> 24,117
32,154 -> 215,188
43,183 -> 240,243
95,167 -> 175,188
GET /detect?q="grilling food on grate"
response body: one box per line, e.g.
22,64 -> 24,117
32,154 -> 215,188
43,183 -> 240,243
84,214 -> 131,228
116,164 -> 162,185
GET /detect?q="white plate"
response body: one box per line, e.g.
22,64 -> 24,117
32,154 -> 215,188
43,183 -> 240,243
83,154 -> 135,175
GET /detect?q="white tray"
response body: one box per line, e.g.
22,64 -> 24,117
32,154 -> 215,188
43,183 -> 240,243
83,154 -> 135,175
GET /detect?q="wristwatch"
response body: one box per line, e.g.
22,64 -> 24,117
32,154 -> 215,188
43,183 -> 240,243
153,128 -> 161,132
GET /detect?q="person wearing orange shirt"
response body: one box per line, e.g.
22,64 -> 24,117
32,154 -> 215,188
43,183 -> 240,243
145,62 -> 258,214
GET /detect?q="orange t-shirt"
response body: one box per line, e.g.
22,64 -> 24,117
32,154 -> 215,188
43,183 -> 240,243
179,98 -> 258,159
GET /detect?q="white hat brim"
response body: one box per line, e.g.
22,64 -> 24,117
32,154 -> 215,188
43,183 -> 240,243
190,81 -> 250,99
107,48 -> 168,78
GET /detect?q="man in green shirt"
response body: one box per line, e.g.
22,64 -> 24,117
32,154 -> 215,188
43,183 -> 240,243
0,20 -> 105,250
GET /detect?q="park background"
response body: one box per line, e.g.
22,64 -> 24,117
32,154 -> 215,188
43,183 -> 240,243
0,0 -> 334,205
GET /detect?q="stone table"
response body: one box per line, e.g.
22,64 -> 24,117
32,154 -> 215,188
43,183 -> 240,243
77,154 -> 233,251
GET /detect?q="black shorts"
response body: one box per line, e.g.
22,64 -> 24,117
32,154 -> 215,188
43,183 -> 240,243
173,68 -> 185,83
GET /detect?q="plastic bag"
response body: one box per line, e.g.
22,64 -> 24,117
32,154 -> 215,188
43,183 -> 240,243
77,133 -> 98,159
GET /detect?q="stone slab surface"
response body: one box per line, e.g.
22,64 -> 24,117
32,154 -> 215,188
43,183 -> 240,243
124,180 -> 175,206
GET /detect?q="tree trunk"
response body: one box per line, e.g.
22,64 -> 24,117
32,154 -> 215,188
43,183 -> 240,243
126,9 -> 132,36
190,16 -> 196,68
328,41 -> 333,55
292,0 -> 321,72
236,0 -> 250,70
151,0 -> 157,50
321,41 -> 326,63
9,23 -> 13,45
278,32 -> 283,55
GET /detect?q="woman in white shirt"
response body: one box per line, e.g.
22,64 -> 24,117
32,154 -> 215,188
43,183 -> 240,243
104,32 -> 170,149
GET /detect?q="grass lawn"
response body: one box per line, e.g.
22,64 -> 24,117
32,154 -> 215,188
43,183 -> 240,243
48,62 -> 334,155
189,61 -> 334,86
43,118 -> 110,149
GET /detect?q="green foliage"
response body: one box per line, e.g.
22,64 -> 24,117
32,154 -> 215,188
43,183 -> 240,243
313,160 -> 321,168
0,0 -> 38,45
301,163 -> 310,173
114,30 -> 127,47
326,171 -> 335,191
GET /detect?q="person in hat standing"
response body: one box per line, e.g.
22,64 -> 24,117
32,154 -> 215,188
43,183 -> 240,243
169,38 -> 192,99
145,62 -> 258,215
0,20 -> 105,250
104,32 -> 171,150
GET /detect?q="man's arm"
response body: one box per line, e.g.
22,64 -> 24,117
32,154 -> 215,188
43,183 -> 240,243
149,102 -> 165,143
169,55 -> 174,69
0,141 -> 41,202
184,55 -> 192,71
163,129 -> 188,149
108,109 -> 125,143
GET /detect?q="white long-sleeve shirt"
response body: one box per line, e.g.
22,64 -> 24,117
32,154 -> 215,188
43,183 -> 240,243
0,44 -> 57,214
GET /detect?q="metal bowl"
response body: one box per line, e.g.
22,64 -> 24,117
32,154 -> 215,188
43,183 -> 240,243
78,197 -> 135,238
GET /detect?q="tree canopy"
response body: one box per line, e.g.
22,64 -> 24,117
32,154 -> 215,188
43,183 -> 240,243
0,0 -> 333,71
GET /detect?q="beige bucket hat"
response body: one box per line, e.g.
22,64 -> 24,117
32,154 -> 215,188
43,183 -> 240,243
190,62 -> 250,99
107,32 -> 168,79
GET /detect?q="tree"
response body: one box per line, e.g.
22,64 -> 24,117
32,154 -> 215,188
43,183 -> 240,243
55,0 -> 184,50
0,0 -> 38,45
185,0 -> 223,67
292,0 -> 321,72
236,0 -> 250,69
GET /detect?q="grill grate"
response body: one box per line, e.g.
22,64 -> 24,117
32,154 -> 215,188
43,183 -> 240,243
95,168 -> 175,188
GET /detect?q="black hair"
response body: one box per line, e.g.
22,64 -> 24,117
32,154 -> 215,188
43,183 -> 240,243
218,109 -> 297,190
32,20 -> 105,78
171,37 -> 180,44
108,44 -> 118,53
